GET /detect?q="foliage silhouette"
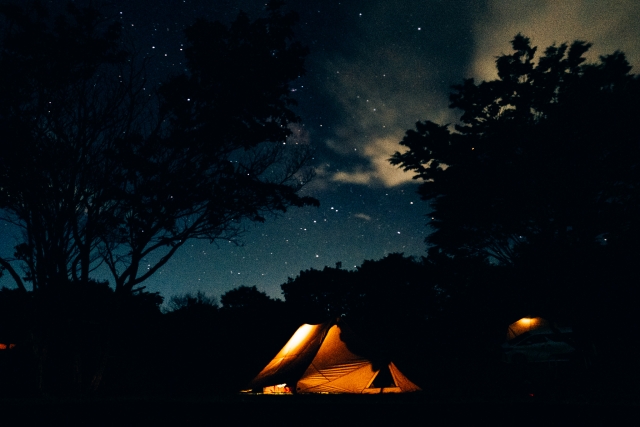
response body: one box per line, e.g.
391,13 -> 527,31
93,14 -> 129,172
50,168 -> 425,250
281,254 -> 441,381
165,290 -> 219,313
159,290 -> 221,396
282,254 -> 442,326
216,285 -> 293,392
281,263 -> 354,323
0,279 -> 163,396
392,35 -> 640,384
0,2 -> 143,291
391,34 -> 640,266
0,1 -> 318,293
220,285 -> 281,311
0,0 -> 315,397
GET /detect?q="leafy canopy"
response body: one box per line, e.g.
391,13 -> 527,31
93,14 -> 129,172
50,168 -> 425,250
391,34 -> 640,265
0,1 -> 318,292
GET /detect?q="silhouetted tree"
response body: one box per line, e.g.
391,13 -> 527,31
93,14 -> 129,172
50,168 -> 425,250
165,291 -> 218,313
392,35 -> 640,377
217,285 -> 291,391
280,255 -> 441,387
345,254 -> 435,372
391,34 -> 640,266
220,285 -> 278,311
0,2 -> 145,291
281,264 -> 354,323
0,1 -> 317,294
102,4 -> 317,293
0,279 -> 164,396
159,290 -> 220,396
282,255 -> 442,327
0,0 -> 316,397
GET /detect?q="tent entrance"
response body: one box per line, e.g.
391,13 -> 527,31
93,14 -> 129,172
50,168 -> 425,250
369,365 -> 395,388
361,364 -> 405,394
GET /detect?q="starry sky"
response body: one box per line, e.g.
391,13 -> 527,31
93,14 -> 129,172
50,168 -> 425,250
2,0 -> 640,302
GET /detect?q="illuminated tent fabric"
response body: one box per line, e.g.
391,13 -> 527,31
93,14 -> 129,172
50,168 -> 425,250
247,319 -> 421,394
247,322 -> 329,391
506,317 -> 549,340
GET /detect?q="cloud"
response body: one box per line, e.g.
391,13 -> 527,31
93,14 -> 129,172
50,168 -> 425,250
303,163 -> 331,192
471,0 -> 640,81
318,42 -> 456,189
287,123 -> 311,145
331,136 -> 418,187
299,1 -> 479,192
353,213 -> 372,221
323,0 -> 640,192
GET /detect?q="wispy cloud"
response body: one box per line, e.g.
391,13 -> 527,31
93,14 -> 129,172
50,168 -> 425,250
471,0 -> 640,81
331,136 -> 417,187
318,42 -> 457,188
305,1 -> 640,192
353,213 -> 372,221
298,1 -> 482,191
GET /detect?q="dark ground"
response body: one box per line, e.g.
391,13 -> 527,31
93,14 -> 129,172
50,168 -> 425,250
1,393 -> 638,426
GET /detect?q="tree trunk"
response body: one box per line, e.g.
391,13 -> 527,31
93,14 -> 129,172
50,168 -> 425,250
89,345 -> 110,393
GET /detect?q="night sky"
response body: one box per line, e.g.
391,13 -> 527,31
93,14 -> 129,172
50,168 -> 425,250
1,0 -> 639,302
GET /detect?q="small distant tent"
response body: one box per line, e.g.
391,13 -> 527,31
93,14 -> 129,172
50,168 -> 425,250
245,319 -> 421,394
506,317 -> 549,340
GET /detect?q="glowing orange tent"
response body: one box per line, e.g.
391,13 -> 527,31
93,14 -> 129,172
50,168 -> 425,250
246,319 -> 421,394
506,317 -> 549,340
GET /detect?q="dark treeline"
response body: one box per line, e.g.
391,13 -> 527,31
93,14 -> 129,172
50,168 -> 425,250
1,248 -> 637,398
0,0 -> 316,398
0,254 -> 470,397
390,34 -> 640,398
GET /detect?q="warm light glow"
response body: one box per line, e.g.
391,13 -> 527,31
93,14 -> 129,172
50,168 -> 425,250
517,317 -> 541,328
0,343 -> 6,350
281,324 -> 315,354
507,317 -> 548,339
262,383 -> 291,394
